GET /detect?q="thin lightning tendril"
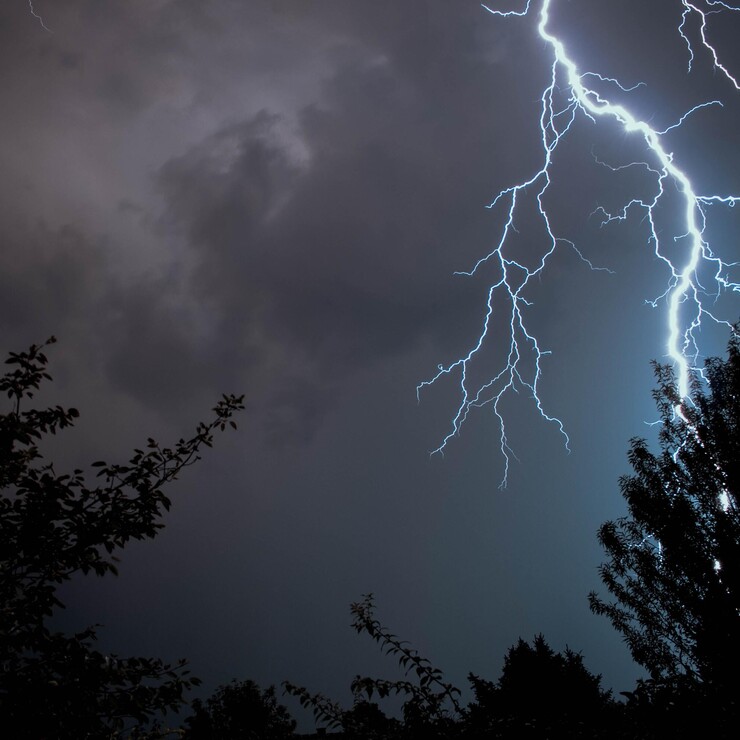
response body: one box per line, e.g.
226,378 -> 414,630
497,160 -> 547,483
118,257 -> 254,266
28,1 -> 51,33
418,0 -> 740,487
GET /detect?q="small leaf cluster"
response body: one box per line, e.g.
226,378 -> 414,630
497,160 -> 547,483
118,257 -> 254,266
282,682 -> 346,732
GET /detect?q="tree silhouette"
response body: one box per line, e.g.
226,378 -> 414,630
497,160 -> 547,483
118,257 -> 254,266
465,635 -> 615,738
184,679 -> 296,739
0,337 -> 243,738
589,328 -> 740,726
285,597 -> 621,739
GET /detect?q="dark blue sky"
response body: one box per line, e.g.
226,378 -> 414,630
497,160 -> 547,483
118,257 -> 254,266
2,0 -> 739,730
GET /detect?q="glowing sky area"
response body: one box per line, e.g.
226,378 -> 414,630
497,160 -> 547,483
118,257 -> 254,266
1,0 -> 738,730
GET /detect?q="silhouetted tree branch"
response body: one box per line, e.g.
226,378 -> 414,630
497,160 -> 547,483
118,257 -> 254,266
0,337 -> 244,738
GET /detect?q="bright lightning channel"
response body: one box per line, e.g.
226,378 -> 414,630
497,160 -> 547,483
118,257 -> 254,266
418,0 -> 740,488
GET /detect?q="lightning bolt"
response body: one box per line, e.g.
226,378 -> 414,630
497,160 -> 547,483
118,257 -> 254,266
679,0 -> 740,89
418,0 -> 740,487
28,1 -> 51,33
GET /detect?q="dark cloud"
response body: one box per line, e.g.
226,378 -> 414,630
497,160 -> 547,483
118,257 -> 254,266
148,14 -> 528,440
0,221 -> 105,349
10,1 -> 514,441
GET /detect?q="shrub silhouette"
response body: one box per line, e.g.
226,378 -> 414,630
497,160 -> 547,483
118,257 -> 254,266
184,679 -> 296,739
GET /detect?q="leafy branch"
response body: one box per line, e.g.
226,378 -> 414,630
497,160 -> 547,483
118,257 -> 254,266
350,594 -> 462,719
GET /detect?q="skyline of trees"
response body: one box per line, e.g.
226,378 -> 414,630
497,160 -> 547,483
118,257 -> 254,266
1,329 -> 738,736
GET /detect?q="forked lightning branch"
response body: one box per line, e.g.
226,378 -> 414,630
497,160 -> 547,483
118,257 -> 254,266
418,0 -> 740,487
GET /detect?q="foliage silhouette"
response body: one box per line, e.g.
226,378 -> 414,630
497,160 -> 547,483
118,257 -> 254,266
589,328 -> 740,730
466,634 -> 616,738
285,598 -> 618,739
0,337 -> 244,738
281,682 -> 346,733
284,594 -> 462,738
183,679 -> 296,739
350,595 -> 462,723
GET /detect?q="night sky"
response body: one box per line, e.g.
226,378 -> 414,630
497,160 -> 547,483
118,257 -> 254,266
2,0 -> 739,729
